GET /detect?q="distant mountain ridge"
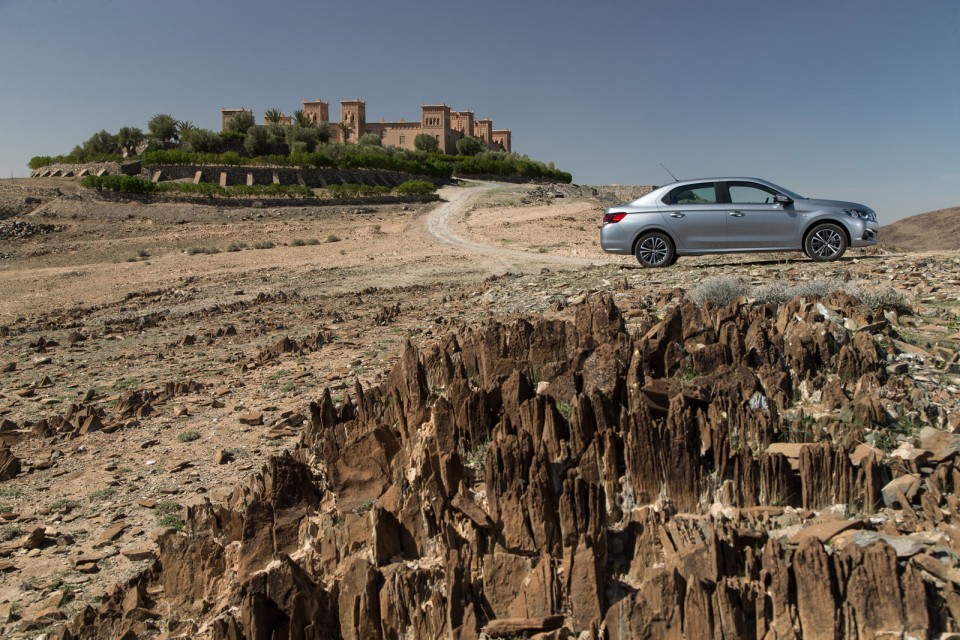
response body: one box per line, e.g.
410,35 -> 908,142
881,206 -> 960,250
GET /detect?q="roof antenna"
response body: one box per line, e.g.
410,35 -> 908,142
659,163 -> 679,183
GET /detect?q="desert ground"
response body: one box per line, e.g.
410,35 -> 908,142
1,178 -> 960,637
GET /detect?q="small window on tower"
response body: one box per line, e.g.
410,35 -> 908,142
399,136 -> 405,145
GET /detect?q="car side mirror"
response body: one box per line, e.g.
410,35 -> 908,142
775,193 -> 793,205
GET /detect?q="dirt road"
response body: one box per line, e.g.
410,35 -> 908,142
427,181 -> 605,268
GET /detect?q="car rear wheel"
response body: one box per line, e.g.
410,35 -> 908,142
634,232 -> 675,268
804,223 -> 847,262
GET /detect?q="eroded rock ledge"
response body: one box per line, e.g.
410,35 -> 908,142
54,294 -> 958,638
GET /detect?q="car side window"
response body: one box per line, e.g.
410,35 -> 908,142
728,182 -> 778,204
667,183 -> 717,205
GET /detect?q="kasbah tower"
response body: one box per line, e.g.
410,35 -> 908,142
221,98 -> 512,155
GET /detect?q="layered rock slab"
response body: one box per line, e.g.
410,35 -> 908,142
53,294 -> 960,638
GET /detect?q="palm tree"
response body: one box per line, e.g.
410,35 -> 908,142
337,121 -> 352,143
293,109 -> 314,128
176,120 -> 196,146
264,108 -> 284,125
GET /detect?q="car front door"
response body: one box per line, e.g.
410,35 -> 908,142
659,182 -> 726,251
723,181 -> 801,249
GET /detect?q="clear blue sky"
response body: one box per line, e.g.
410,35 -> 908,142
1,0 -> 957,222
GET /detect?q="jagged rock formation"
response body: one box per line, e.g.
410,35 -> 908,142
54,294 -> 960,638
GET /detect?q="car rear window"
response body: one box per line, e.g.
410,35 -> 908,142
665,183 -> 717,205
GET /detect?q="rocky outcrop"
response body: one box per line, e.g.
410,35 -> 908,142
54,293 -> 960,638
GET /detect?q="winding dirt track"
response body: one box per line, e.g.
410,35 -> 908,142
426,182 -> 605,268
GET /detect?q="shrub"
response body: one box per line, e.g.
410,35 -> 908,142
358,133 -> 382,146
326,234 -> 341,243
186,246 -> 220,255
414,133 -> 440,153
453,150 -> 572,183
140,149 -> 194,165
326,183 -> 389,199
394,180 -> 436,196
155,501 -> 184,531
0,526 -> 24,542
183,128 -> 223,154
177,431 -> 200,443
81,174 -> 156,194
29,156 -> 54,170
846,285 -> 912,315
157,182 -> 224,197
88,488 -> 115,501
253,241 -> 275,250
690,276 -> 751,307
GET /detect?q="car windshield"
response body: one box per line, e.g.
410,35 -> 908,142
762,181 -> 805,200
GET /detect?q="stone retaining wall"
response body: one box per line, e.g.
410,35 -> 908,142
30,162 -> 140,178
92,191 -> 440,209
33,162 -> 443,188
141,165 -> 439,188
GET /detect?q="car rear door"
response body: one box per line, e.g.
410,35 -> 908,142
723,181 -> 801,249
659,182 -> 726,251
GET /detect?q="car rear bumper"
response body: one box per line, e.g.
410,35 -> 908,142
600,225 -> 633,255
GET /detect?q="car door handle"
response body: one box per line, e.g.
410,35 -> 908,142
729,211 -> 744,217
669,213 -> 684,218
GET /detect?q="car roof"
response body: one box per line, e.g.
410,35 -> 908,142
665,177 -> 770,186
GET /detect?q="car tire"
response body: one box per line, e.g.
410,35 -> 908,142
634,232 -> 675,268
804,223 -> 848,262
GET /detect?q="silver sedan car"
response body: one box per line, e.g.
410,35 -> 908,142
600,177 -> 878,267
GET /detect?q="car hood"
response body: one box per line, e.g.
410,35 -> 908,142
801,198 -> 872,212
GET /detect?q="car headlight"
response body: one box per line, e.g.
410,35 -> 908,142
843,208 -> 876,222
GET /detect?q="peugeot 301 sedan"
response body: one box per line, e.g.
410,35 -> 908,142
600,177 -> 878,267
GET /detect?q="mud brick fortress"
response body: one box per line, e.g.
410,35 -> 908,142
221,98 -> 512,155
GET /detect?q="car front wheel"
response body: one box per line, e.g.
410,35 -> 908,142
634,232 -> 675,268
804,223 -> 848,262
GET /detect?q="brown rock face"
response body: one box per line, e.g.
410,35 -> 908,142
52,294 -> 959,638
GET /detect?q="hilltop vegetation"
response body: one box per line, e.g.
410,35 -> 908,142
29,112 -> 572,183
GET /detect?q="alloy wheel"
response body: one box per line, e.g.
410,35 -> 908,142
810,228 -> 843,259
638,236 -> 669,266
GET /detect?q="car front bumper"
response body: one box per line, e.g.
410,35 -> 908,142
850,221 -> 880,247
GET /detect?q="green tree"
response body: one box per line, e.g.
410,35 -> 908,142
226,110 -> 255,134
316,121 -> 331,143
82,130 -> 119,156
337,122 -> 352,143
456,136 -> 484,156
358,132 -> 381,146
414,133 -> 440,153
117,126 -> 145,156
147,114 -> 179,145
184,129 -> 223,154
286,126 -> 320,153
244,126 -> 275,156
264,108 -> 284,125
